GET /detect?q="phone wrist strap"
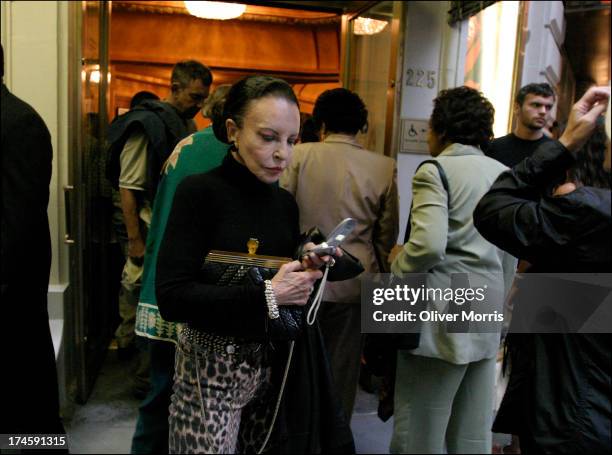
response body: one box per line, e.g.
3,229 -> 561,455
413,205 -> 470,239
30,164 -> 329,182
306,263 -> 330,325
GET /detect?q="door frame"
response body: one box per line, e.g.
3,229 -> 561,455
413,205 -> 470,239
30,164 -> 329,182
341,1 -> 404,157
66,0 -> 113,404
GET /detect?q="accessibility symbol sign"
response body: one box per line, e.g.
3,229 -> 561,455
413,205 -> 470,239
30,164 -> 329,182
400,119 -> 429,153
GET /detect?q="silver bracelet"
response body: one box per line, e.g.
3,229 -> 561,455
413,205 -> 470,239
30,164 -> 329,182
264,280 -> 280,319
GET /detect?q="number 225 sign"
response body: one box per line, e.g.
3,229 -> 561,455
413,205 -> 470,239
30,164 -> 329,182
406,68 -> 436,89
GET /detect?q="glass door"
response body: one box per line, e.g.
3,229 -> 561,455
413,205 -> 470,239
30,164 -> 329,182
345,1 -> 403,156
67,0 -> 117,403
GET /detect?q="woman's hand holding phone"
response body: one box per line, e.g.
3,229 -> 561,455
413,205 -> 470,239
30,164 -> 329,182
301,242 -> 342,270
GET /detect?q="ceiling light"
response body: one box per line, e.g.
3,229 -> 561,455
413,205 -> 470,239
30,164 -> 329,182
353,17 -> 388,35
90,70 -> 101,84
184,1 -> 246,20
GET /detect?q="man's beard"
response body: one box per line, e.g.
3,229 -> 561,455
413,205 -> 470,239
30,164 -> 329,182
181,106 -> 200,119
526,122 -> 543,131
523,116 -> 545,131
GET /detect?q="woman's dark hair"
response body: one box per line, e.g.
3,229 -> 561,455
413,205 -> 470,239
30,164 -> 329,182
430,86 -> 495,149
568,123 -> 611,189
215,75 -> 299,144
312,88 -> 368,135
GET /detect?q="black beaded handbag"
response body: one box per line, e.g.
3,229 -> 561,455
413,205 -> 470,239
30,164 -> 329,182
201,250 -> 306,341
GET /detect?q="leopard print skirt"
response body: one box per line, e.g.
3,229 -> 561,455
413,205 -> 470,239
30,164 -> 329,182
169,333 -> 276,454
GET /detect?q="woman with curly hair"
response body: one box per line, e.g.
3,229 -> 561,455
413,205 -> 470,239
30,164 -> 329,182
389,86 -> 517,453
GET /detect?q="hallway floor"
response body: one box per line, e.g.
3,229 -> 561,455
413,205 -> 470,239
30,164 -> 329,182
63,348 -> 508,453
63,349 -> 394,453
64,350 -> 140,454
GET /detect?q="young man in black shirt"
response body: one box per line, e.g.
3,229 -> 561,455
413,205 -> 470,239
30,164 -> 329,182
486,82 -> 555,167
484,82 -> 556,453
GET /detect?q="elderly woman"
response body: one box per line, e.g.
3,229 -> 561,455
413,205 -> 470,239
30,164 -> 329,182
389,86 -> 516,454
156,76 -> 354,454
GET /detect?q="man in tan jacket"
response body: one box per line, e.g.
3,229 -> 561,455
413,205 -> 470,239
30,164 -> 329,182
281,88 -> 399,419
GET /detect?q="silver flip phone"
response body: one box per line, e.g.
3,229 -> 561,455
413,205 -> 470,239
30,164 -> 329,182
306,218 -> 356,257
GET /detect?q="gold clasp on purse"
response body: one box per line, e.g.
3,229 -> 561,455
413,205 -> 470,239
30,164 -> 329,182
247,238 -> 259,255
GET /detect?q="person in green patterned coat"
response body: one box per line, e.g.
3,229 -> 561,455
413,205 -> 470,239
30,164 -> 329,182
130,85 -> 231,454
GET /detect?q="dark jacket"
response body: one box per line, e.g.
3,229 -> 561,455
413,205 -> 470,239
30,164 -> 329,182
474,141 -> 611,453
274,325 -> 356,453
1,84 -> 52,290
106,99 -> 192,200
1,83 -> 64,435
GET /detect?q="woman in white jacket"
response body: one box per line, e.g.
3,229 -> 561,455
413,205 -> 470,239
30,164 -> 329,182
390,86 -> 516,454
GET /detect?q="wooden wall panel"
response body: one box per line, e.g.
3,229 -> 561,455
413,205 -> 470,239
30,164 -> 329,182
314,27 -> 341,72
108,8 -> 341,122
110,11 -> 339,75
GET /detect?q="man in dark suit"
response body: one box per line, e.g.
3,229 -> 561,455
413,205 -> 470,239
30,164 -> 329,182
1,44 -> 65,437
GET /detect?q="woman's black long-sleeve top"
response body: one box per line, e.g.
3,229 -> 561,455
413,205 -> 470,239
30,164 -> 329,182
156,152 -> 301,337
473,140 -> 611,452
473,140 -> 611,272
